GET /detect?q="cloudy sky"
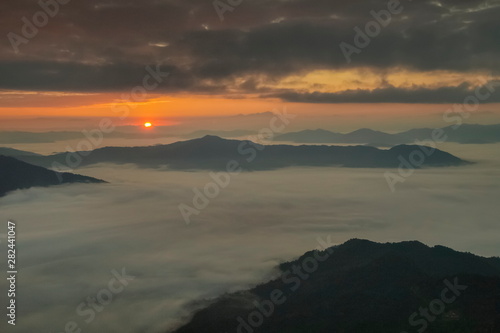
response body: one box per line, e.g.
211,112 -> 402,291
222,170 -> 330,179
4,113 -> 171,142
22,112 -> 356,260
2,3 -> 500,331
1,0 -> 500,128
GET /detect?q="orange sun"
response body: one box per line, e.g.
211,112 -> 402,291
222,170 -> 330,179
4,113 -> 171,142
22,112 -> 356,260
144,122 -> 152,128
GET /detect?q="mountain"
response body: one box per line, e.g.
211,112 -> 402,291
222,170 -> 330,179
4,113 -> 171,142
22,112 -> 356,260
275,123 -> 500,144
0,147 -> 42,157
15,136 -> 468,171
275,129 -> 343,143
183,130 -> 257,139
437,124 -> 500,144
0,156 -> 105,197
172,239 -> 500,333
342,128 -> 397,143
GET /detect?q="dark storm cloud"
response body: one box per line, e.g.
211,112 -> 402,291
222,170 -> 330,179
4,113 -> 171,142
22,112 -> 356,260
270,81 -> 500,103
1,0 -> 500,101
180,4 -> 500,75
0,61 -> 230,92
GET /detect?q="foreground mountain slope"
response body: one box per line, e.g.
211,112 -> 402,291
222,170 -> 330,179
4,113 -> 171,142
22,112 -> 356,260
16,136 -> 468,171
172,239 -> 500,333
0,156 -> 105,197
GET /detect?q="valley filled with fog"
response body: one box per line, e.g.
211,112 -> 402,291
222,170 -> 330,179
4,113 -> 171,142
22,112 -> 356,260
1,142 -> 499,333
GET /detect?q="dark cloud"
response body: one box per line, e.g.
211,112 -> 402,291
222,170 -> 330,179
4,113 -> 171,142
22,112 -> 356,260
1,0 -> 500,101
0,61 -> 227,92
270,81 -> 500,103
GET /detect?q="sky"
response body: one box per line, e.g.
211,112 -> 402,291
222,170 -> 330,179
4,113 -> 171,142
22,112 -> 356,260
1,0 -> 500,131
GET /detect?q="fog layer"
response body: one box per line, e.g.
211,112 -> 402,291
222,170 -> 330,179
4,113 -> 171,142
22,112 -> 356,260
0,143 -> 499,333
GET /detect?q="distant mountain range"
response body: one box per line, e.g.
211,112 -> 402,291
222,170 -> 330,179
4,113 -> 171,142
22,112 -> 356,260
182,130 -> 257,139
6,136 -> 468,171
276,124 -> 500,145
172,239 -> 500,333
1,124 -> 498,145
0,155 -> 105,197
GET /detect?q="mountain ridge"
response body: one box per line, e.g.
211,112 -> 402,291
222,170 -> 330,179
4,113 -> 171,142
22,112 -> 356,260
276,123 -> 500,144
172,239 -> 500,333
9,136 -> 468,171
0,155 -> 105,197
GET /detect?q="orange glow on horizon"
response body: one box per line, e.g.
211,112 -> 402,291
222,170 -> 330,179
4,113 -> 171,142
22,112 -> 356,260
144,122 -> 152,128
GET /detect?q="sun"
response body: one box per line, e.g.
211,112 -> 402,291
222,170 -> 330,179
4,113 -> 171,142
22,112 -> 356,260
144,122 -> 153,128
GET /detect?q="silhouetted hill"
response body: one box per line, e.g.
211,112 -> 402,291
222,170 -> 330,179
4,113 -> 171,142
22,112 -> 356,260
183,130 -> 256,139
0,147 -> 42,157
343,128 -> 396,143
172,239 -> 500,333
0,156 -> 105,197
276,123 -> 500,144
276,129 -> 343,143
16,136 -> 468,171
